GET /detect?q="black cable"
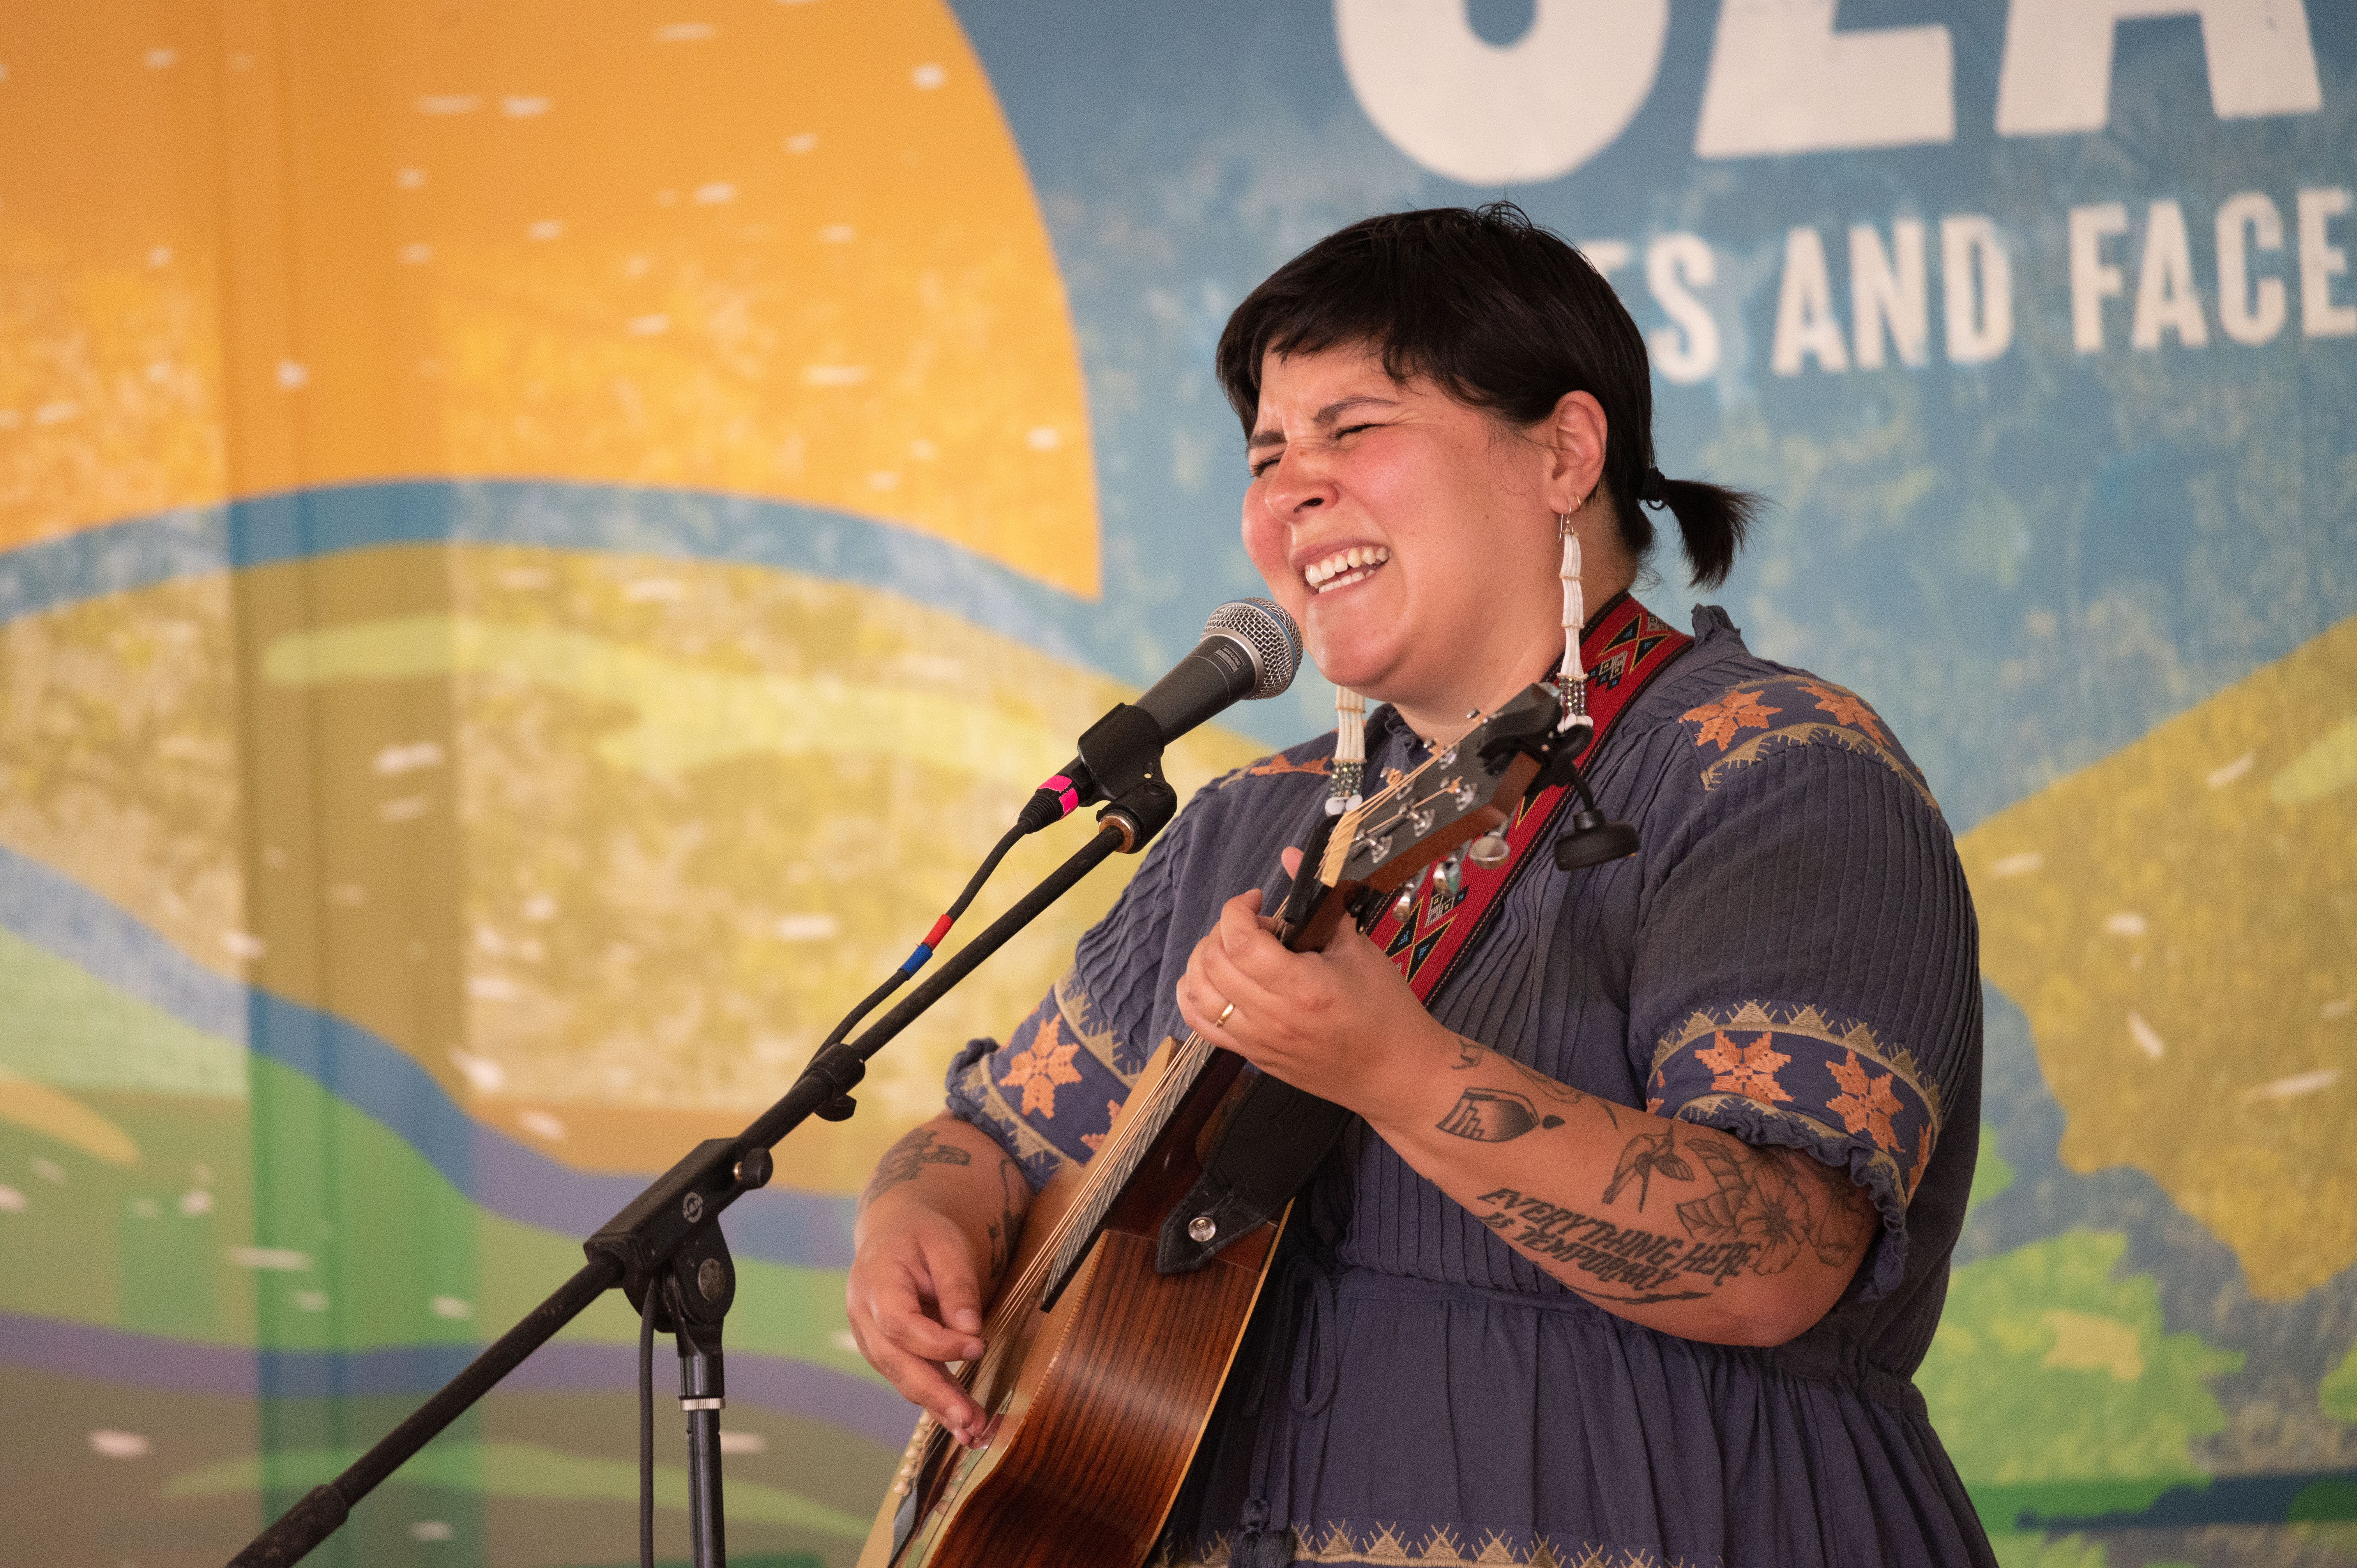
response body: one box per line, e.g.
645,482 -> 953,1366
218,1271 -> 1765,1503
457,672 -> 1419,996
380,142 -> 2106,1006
639,1285 -> 656,1568
808,823 -> 1027,1060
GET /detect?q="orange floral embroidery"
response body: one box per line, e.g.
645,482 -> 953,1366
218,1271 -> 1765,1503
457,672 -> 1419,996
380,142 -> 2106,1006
1827,1050 -> 1905,1153
1682,689 -> 1781,751
1693,1031 -> 1793,1103
1079,1099 -> 1123,1153
1000,1016 -> 1083,1118
1246,753 -> 1331,778
1798,681 -> 1887,742
1906,1121 -> 1936,1198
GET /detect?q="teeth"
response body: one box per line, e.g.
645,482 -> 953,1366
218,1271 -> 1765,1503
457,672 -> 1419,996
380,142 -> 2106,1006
1303,546 -> 1389,590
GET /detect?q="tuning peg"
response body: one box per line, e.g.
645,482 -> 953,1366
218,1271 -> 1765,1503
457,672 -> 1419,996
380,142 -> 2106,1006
1389,878 -> 1419,924
1467,832 -> 1510,869
1553,808 -> 1640,871
1438,848 -> 1465,899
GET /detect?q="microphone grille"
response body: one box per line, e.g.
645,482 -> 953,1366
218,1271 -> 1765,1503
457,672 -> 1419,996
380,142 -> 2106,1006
1203,598 -> 1304,700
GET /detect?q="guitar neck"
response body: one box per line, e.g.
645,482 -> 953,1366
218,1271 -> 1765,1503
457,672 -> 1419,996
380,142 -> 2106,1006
1019,890 -> 1341,1312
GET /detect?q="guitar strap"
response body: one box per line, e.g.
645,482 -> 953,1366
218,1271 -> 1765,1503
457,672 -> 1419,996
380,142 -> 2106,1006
1155,595 -> 1693,1274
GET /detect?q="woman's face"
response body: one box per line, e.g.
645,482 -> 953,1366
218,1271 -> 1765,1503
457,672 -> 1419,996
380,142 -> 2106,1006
1240,343 -> 1579,728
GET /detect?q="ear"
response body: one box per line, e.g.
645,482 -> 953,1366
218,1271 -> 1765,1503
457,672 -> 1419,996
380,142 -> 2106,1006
1542,390 -> 1609,515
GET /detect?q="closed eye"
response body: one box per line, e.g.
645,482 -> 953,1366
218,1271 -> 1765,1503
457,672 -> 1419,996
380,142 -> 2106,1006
1248,422 -> 1385,478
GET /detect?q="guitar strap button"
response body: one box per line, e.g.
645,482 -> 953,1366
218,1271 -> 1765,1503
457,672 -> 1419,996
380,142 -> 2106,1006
1187,1215 -> 1218,1244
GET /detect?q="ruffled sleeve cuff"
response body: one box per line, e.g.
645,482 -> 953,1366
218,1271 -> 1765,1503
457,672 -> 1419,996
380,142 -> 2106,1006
1645,1002 -> 1945,1302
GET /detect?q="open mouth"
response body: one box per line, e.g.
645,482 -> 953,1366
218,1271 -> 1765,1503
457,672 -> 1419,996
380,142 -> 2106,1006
1303,545 -> 1390,595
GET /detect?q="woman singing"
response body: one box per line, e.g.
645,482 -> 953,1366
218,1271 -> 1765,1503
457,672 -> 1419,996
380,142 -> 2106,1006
846,203 -> 1993,1568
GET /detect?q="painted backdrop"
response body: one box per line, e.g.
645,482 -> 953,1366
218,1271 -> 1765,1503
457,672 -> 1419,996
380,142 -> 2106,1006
2,2 -> 2353,1565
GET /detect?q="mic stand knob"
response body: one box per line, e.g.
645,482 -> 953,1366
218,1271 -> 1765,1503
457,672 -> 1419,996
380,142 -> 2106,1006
1097,775 -> 1179,854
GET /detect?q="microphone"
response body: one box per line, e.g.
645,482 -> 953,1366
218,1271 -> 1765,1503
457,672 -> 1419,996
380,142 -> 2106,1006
1017,599 -> 1304,833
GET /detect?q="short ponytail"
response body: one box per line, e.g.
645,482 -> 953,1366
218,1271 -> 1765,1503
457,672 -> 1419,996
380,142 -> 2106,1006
1652,476 -> 1765,590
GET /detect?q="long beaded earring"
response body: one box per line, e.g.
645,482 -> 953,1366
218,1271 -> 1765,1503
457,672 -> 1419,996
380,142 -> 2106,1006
1556,507 -> 1594,739
1329,685 -> 1366,815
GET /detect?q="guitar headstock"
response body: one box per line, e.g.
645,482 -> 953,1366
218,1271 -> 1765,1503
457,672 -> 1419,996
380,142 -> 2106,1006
1316,682 -> 1567,895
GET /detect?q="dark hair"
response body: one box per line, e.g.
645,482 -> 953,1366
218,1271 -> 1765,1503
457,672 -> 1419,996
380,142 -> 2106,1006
1215,202 -> 1760,589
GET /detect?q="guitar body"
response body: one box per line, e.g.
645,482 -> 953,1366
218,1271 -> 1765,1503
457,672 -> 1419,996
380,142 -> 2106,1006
855,1044 -> 1289,1568
853,697 -> 1562,1567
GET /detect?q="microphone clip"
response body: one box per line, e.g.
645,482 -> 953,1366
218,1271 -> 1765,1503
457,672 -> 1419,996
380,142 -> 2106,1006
1078,703 -> 1178,853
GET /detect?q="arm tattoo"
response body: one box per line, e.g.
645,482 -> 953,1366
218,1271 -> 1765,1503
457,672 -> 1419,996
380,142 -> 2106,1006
1470,1131 -> 1873,1301
860,1127 -> 971,1209
981,1155 -> 1025,1285
1472,1187 -> 1717,1302
1601,1123 -> 1696,1211
1450,1038 -> 1619,1129
1436,1087 -> 1565,1142
1674,1140 -> 1870,1273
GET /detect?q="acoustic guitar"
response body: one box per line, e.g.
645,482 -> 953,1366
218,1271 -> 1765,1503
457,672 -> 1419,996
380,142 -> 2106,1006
854,684 -> 1571,1568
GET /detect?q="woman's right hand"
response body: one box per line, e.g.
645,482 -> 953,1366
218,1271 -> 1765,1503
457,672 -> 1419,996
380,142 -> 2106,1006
845,1113 -> 1031,1446
845,1202 -> 990,1442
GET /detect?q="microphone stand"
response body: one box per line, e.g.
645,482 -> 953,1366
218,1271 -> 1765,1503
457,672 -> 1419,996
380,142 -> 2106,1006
226,769 -> 1181,1568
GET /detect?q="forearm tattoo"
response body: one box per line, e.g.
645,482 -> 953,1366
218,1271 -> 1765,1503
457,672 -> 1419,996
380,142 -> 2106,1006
860,1127 -> 972,1209
1444,1038 -> 1617,1128
1437,1087 -> 1565,1141
982,1155 -> 1027,1285
1601,1123 -> 1693,1211
1436,1058 -> 1872,1305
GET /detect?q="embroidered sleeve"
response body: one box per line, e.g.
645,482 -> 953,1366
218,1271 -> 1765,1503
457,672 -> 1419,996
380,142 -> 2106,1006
942,749 -> 1334,1191
1631,736 -> 1979,1302
1646,1004 -> 1944,1297
945,968 -> 1148,1190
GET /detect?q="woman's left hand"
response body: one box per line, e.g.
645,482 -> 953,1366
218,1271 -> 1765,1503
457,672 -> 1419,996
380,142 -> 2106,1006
1175,861 -> 1453,1119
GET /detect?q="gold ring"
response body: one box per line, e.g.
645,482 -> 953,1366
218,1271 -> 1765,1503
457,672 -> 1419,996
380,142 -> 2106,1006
1215,1001 -> 1235,1028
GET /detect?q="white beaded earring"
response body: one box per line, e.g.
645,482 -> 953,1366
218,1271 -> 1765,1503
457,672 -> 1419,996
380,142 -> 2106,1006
1556,505 -> 1594,738
1329,685 -> 1366,815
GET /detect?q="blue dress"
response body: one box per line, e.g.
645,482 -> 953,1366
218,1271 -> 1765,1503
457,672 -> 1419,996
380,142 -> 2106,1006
947,607 -> 1995,1568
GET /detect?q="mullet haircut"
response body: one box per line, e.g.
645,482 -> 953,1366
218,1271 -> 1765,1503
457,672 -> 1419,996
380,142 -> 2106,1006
1214,202 -> 1758,589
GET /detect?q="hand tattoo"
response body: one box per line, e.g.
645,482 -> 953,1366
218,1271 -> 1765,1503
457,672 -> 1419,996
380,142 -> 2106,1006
860,1127 -> 971,1209
1437,1087 -> 1565,1142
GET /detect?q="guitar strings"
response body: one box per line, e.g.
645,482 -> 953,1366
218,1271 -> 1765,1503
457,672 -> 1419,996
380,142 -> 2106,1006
922,735 -> 1477,1470
973,741 -> 1468,1368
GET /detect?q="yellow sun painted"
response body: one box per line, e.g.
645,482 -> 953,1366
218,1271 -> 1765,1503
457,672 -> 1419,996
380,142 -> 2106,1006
1959,614 -> 2357,1300
0,0 -> 1097,596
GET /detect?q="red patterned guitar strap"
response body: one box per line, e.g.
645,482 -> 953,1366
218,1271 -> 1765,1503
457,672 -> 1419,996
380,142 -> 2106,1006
1365,594 -> 1692,1004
